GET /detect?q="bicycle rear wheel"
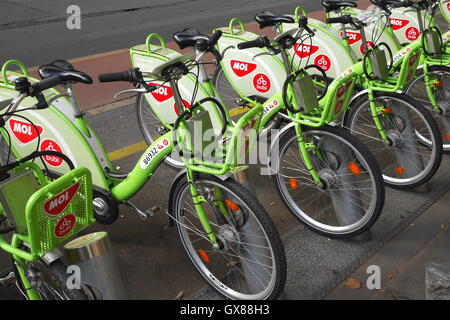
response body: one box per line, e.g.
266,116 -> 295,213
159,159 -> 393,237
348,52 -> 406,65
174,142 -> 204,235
344,91 -> 443,189
271,125 -> 384,239
136,93 -> 184,170
405,65 -> 450,152
170,173 -> 286,300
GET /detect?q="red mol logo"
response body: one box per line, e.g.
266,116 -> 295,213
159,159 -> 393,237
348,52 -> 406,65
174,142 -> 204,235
9,119 -> 43,144
345,31 -> 362,45
360,41 -> 373,54
44,183 -> 80,218
54,214 -> 76,238
337,81 -> 352,98
40,139 -> 64,167
230,60 -> 257,77
294,44 -> 319,58
149,83 -> 173,103
390,18 -> 410,30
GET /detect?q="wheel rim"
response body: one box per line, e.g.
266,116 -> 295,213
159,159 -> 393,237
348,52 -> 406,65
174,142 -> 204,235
174,179 -> 277,300
348,95 -> 438,186
274,129 -> 378,235
137,94 -> 184,168
406,69 -> 450,151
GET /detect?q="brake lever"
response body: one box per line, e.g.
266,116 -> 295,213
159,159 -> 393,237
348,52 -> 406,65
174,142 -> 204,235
252,46 -> 281,60
114,88 -> 148,99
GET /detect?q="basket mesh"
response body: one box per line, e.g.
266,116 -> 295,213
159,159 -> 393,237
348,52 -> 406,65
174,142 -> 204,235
27,169 -> 93,256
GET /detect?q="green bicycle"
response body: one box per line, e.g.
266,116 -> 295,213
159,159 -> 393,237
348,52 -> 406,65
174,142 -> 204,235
0,77 -> 94,299
289,0 -> 450,153
0,62 -> 286,300
133,23 -> 385,239
212,9 -> 443,190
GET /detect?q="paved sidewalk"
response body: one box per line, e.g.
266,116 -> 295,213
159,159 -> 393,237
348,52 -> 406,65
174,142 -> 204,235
325,190 -> 450,300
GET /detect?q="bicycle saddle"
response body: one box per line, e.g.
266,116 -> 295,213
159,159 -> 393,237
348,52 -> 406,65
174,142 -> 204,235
322,1 -> 358,12
173,28 -> 210,49
254,11 -> 295,29
38,59 -> 93,85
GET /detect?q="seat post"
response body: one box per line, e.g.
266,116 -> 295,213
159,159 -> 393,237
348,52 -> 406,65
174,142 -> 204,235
62,83 -> 84,118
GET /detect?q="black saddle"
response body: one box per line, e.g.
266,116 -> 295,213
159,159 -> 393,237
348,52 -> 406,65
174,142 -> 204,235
38,59 -> 93,85
254,11 -> 295,29
322,1 -> 358,12
173,29 -> 209,49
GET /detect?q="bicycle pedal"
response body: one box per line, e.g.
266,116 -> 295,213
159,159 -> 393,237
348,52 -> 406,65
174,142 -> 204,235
146,205 -> 160,217
174,291 -> 184,300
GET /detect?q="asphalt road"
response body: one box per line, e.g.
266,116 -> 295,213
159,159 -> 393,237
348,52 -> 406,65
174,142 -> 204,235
1,0 -> 329,68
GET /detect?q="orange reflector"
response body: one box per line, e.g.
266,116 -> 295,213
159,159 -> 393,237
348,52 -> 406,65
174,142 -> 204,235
432,81 -> 443,87
348,162 -> 361,175
396,168 -> 405,174
225,200 -> 240,211
198,249 -> 210,263
289,178 -> 298,190
446,134 -> 450,140
382,108 -> 393,114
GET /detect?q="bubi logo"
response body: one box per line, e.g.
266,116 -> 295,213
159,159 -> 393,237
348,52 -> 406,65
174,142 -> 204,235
54,214 -> 76,238
253,74 -> 271,93
294,44 -> 319,58
230,60 -> 257,77
44,183 -> 80,218
390,18 -> 410,30
314,55 -> 331,72
9,119 -> 43,144
149,83 -> 173,103
405,27 -> 420,41
40,139 -> 64,167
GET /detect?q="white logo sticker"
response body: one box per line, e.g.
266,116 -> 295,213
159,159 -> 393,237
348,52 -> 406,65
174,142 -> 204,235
140,138 -> 171,169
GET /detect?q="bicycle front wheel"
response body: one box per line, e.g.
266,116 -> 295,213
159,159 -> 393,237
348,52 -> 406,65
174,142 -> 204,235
271,125 -> 385,239
16,260 -> 88,300
170,173 -> 286,300
344,91 -> 443,189
405,65 -> 450,152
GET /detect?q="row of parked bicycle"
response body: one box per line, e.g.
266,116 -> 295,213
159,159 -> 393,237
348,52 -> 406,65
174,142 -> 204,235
0,0 -> 448,300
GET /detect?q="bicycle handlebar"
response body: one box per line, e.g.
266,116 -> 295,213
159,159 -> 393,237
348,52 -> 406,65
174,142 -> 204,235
98,68 -> 157,92
98,70 -> 135,83
31,76 -> 62,93
326,15 -> 354,25
237,36 -> 270,50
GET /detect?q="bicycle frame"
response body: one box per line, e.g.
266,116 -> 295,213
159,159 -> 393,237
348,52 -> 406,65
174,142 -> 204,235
0,60 -> 242,249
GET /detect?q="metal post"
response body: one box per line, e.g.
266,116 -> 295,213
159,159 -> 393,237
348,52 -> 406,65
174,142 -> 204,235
64,232 -> 126,300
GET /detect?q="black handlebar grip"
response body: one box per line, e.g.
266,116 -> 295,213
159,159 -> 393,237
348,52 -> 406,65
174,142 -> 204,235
32,76 -> 62,92
98,70 -> 133,83
209,30 -> 223,46
326,16 -> 353,25
390,0 -> 411,8
237,38 -> 265,50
